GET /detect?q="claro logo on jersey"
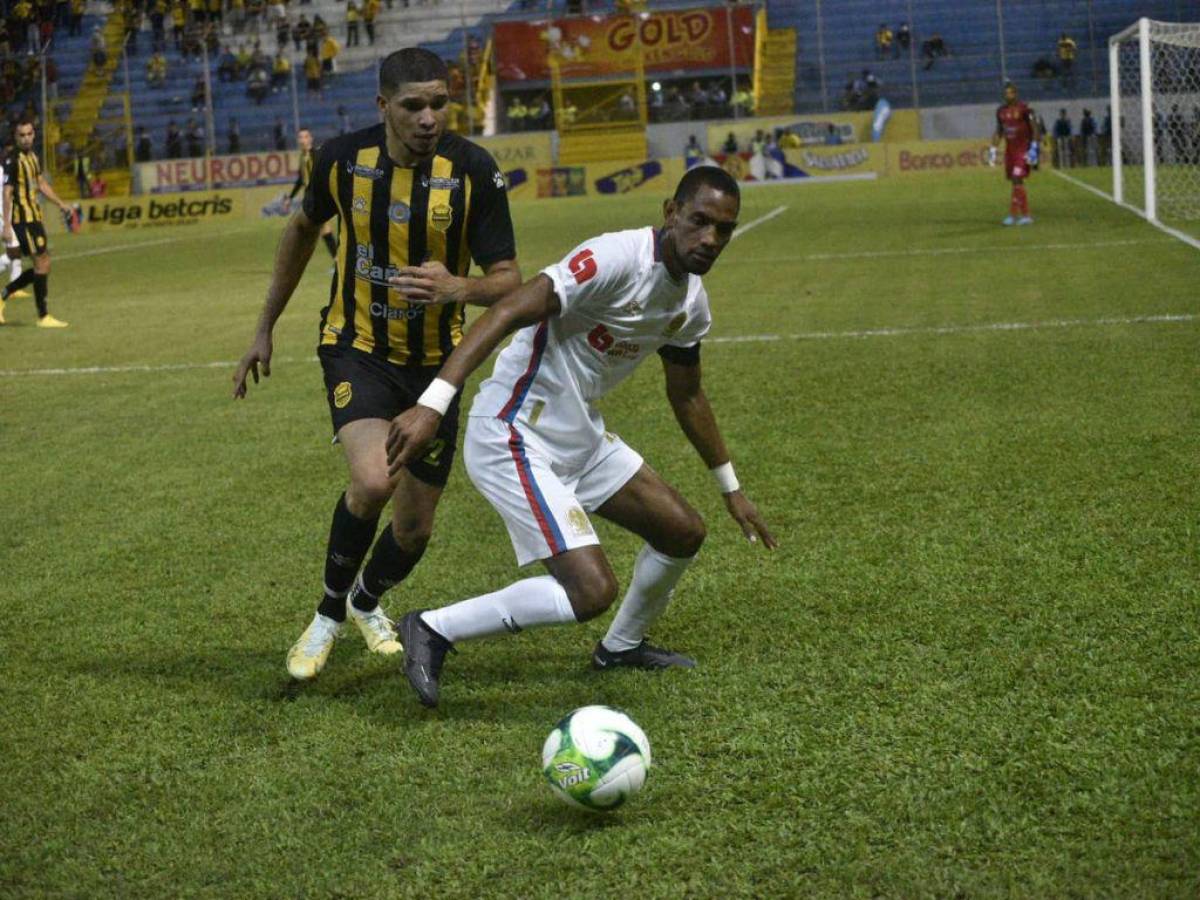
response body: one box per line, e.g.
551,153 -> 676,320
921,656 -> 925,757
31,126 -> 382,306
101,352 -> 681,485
354,243 -> 425,319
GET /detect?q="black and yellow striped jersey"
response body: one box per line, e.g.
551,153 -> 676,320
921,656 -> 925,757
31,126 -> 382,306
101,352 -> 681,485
3,149 -> 44,225
303,125 -> 516,367
289,147 -> 315,201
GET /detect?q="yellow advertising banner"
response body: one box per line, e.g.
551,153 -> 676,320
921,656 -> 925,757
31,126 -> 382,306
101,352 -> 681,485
72,191 -> 246,230
474,132 -> 555,170
707,109 -> 920,150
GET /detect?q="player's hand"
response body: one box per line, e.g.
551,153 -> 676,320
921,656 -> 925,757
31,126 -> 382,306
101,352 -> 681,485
281,196 -> 292,212
986,146 -> 998,167
1025,141 -> 1040,166
232,332 -> 273,399
2,227 -> 14,247
722,491 -> 777,550
388,260 -> 466,305
386,405 -> 442,476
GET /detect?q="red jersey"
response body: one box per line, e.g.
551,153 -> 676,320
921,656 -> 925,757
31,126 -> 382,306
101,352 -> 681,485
997,101 -> 1035,150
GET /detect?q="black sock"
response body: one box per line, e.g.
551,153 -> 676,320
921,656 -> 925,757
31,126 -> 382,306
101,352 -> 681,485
316,493 -> 379,621
354,525 -> 424,611
32,273 -> 48,317
322,233 -> 337,257
3,268 -> 35,299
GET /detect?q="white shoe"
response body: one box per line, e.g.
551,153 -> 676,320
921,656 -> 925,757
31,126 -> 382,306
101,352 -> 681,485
286,613 -> 342,680
348,588 -> 403,655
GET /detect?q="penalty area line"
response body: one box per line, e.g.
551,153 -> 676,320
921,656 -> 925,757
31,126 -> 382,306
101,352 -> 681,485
731,205 -> 787,241
1052,169 -> 1200,253
55,223 -> 265,262
2,315 -> 1196,378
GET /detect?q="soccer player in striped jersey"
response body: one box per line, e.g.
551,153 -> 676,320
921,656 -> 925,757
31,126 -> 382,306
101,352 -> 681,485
282,127 -> 337,259
1,119 -> 72,327
386,166 -> 776,708
232,49 -> 522,680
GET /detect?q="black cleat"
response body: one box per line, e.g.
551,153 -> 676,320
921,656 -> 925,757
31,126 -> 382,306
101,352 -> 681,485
591,639 -> 696,671
398,611 -> 454,707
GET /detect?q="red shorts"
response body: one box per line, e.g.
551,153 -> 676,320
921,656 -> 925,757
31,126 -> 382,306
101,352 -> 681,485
1005,148 -> 1030,180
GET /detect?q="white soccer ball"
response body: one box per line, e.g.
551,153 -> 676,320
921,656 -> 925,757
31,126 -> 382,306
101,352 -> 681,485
541,705 -> 652,812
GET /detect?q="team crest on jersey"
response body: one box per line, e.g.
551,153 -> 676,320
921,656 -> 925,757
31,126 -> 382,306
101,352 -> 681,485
566,507 -> 593,538
664,313 -> 687,336
333,381 -> 353,409
430,203 -> 453,232
388,202 -> 411,224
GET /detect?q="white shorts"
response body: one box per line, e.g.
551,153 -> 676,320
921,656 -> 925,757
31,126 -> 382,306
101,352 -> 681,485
464,415 -> 644,566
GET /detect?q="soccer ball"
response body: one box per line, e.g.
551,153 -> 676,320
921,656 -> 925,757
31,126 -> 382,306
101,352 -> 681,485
541,705 -> 652,812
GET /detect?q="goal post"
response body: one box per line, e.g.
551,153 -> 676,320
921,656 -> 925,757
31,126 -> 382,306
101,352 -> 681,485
1109,18 -> 1200,231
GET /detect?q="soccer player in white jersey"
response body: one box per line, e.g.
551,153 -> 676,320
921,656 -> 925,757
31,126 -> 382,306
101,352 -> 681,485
0,161 -> 27,321
386,166 -> 776,708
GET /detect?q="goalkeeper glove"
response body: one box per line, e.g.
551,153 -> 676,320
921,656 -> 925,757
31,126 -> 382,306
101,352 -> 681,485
1025,141 -> 1040,167
986,145 -> 998,167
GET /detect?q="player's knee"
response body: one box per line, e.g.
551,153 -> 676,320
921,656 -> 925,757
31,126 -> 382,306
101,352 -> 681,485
562,568 -> 618,622
672,512 -> 707,558
390,518 -> 431,556
347,471 -> 391,513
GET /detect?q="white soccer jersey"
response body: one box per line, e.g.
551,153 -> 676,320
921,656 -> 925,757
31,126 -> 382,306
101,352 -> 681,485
470,226 -> 712,464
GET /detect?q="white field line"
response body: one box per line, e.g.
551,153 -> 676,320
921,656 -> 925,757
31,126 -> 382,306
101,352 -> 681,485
1052,169 -> 1200,253
731,205 -> 787,240
54,223 -> 264,262
740,172 -> 878,188
2,314 -> 1195,378
727,237 -> 1165,264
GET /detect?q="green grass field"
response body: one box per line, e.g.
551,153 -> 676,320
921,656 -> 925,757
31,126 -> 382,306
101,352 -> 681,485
2,170 -> 1198,897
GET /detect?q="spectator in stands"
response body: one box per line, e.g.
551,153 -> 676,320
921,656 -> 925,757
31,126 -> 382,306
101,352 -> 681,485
708,82 -> 728,115
209,0 -> 224,27
862,69 -> 881,108
303,50 -> 321,93
150,0 -> 167,52
684,135 -> 703,166
336,104 -> 351,134
69,0 -> 84,37
319,34 -> 340,75
1053,108 -> 1072,168
749,129 -> 765,156
732,79 -> 753,117
506,95 -> 527,132
170,2 -> 185,50
921,33 -> 947,70
247,64 -> 270,104
90,25 -> 108,69
165,120 -> 182,158
824,123 -> 842,146
72,149 -> 91,197
875,24 -> 893,60
721,132 -> 737,154
1080,108 -> 1097,166
235,43 -> 252,74
217,45 -> 237,81
12,0 -> 33,52
191,76 -> 207,111
531,95 -> 552,130
780,129 -> 801,148
617,89 -> 636,119
135,126 -> 152,161
88,171 -> 107,197
312,14 -> 328,42
229,0 -> 245,34
1056,33 -> 1077,87
147,50 -> 168,86
1031,57 -> 1057,80
273,117 -> 286,150
896,22 -> 910,54
362,0 -> 378,45
272,50 -> 290,91
292,15 -> 310,51
688,80 -> 707,116
275,15 -> 289,51
186,118 -> 203,157
1100,105 -> 1112,165
345,1 -> 359,47
228,117 -> 241,153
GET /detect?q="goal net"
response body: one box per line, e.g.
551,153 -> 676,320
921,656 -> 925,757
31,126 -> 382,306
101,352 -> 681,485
1110,19 -> 1200,236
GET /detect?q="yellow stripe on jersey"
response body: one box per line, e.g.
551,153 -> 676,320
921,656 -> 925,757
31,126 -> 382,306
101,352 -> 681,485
349,145 -> 382,353
385,164 -> 415,354
14,152 -> 42,224
422,155 -> 456,352
450,173 -> 474,346
322,156 -> 349,342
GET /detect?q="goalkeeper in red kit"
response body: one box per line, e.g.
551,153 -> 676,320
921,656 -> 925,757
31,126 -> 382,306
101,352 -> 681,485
988,82 -> 1041,226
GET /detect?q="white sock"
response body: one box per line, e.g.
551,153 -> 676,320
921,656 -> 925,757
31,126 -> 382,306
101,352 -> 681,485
602,544 -> 694,652
421,575 -> 577,643
9,257 -> 21,281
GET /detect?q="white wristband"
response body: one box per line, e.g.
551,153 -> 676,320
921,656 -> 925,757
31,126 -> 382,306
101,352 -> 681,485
417,377 -> 457,416
711,461 -> 739,494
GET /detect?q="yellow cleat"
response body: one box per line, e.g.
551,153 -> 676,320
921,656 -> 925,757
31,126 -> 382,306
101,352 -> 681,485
9,288 -> 31,298
286,613 -> 341,680
0,298 -> 5,325
349,599 -> 403,655
36,314 -> 69,328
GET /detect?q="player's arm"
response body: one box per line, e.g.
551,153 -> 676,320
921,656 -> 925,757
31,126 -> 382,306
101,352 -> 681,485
385,273 -> 558,474
988,109 -> 1003,164
231,207 -> 323,398
2,183 -> 13,243
387,256 -> 521,308
36,174 -> 70,213
661,353 -> 777,549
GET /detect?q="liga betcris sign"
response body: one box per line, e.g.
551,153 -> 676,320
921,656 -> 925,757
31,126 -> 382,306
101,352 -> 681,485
494,6 -> 755,82
134,150 -> 300,194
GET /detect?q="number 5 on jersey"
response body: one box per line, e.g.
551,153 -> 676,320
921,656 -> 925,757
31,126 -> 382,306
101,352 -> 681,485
569,249 -> 597,284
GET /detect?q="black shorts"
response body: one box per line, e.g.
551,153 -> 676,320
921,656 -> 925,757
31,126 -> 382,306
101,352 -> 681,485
318,344 -> 460,487
12,222 -> 48,257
